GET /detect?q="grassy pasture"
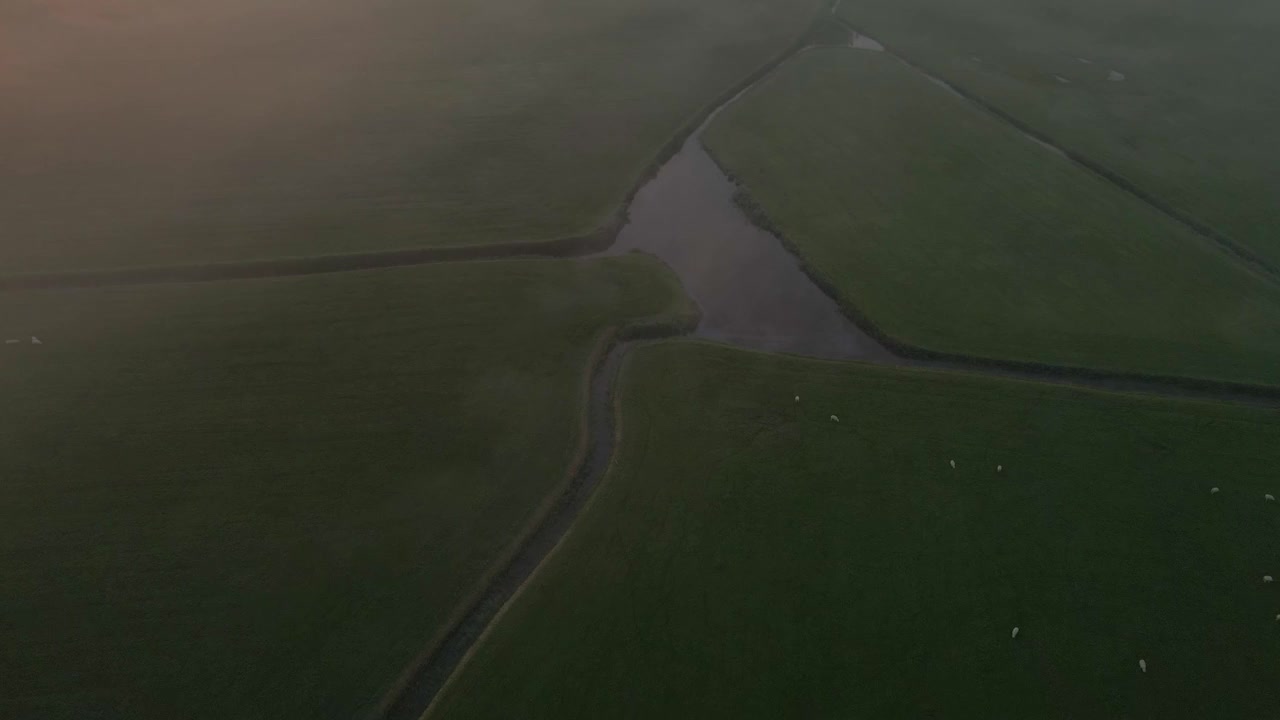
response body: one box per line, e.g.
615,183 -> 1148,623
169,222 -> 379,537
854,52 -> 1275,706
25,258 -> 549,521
0,254 -> 692,719
430,341 -> 1280,719
703,50 -> 1280,386
0,0 -> 821,273
834,0 -> 1280,267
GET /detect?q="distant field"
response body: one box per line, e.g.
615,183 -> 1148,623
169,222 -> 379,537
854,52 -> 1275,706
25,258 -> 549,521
703,50 -> 1280,386
0,255 -> 693,718
430,341 -> 1280,719
0,0 -> 821,273
834,0 -> 1280,267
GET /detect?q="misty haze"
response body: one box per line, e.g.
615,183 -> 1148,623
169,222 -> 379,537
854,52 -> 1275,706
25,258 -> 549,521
4,0 -> 1280,717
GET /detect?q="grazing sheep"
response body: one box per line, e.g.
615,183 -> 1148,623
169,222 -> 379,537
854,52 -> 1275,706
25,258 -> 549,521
1266,494 -> 1275,502
830,415 -> 839,423
1011,627 -> 1019,639
30,337 -> 41,345
1211,487 -> 1220,494
1139,659 -> 1147,673
997,465 -> 1003,473
949,459 -> 956,469
1265,576 -> 1274,583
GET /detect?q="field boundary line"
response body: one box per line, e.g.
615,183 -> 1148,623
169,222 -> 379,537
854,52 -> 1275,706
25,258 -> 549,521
419,340 -> 656,720
363,327 -> 612,720
0,231 -> 620,292
375,303 -> 698,719
828,17 -> 1280,286
1,2 -> 832,293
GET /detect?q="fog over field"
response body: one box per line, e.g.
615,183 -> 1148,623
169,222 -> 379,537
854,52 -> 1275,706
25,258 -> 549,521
1,0 -> 818,271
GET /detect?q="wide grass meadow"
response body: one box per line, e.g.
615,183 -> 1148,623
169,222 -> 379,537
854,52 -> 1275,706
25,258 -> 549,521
7,1 -> 1280,718
430,341 -> 1280,719
0,0 -> 821,273
835,0 -> 1280,267
703,49 -> 1280,386
0,255 -> 693,718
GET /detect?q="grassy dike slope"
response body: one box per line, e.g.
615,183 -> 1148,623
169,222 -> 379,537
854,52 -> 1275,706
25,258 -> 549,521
0,255 -> 693,719
431,341 -> 1280,719
703,49 -> 1280,386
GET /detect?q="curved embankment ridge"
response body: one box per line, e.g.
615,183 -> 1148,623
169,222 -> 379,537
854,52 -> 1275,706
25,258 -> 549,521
375,315 -> 697,720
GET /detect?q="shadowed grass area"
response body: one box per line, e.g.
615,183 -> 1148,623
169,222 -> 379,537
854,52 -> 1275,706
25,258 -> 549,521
0,254 -> 694,719
430,341 -> 1280,719
703,49 -> 1280,386
835,0 -> 1280,267
0,0 -> 821,272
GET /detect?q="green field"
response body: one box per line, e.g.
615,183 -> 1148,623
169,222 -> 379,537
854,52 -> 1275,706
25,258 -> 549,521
430,341 -> 1280,719
0,0 -> 820,273
0,255 -> 693,718
703,49 -> 1280,386
835,0 -> 1280,267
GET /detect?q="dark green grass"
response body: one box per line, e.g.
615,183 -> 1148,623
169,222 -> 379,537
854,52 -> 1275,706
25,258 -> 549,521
703,49 -> 1280,386
835,0 -> 1280,266
0,0 -> 821,273
430,341 -> 1280,719
0,255 -> 693,719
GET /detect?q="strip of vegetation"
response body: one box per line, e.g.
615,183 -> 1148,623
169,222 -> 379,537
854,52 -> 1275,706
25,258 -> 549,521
429,340 -> 1280,719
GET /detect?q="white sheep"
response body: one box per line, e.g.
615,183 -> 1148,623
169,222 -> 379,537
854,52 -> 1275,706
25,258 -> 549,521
997,465 -> 1003,472
1265,576 -> 1274,583
1211,487 -> 1220,494
1266,494 -> 1275,502
1139,659 -> 1147,673
1011,627 -> 1019,639
830,415 -> 839,423
31,336 -> 41,345
949,459 -> 956,469
794,395 -> 800,402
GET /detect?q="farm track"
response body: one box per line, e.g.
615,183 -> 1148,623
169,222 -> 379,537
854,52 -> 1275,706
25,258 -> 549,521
379,336 -> 639,720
